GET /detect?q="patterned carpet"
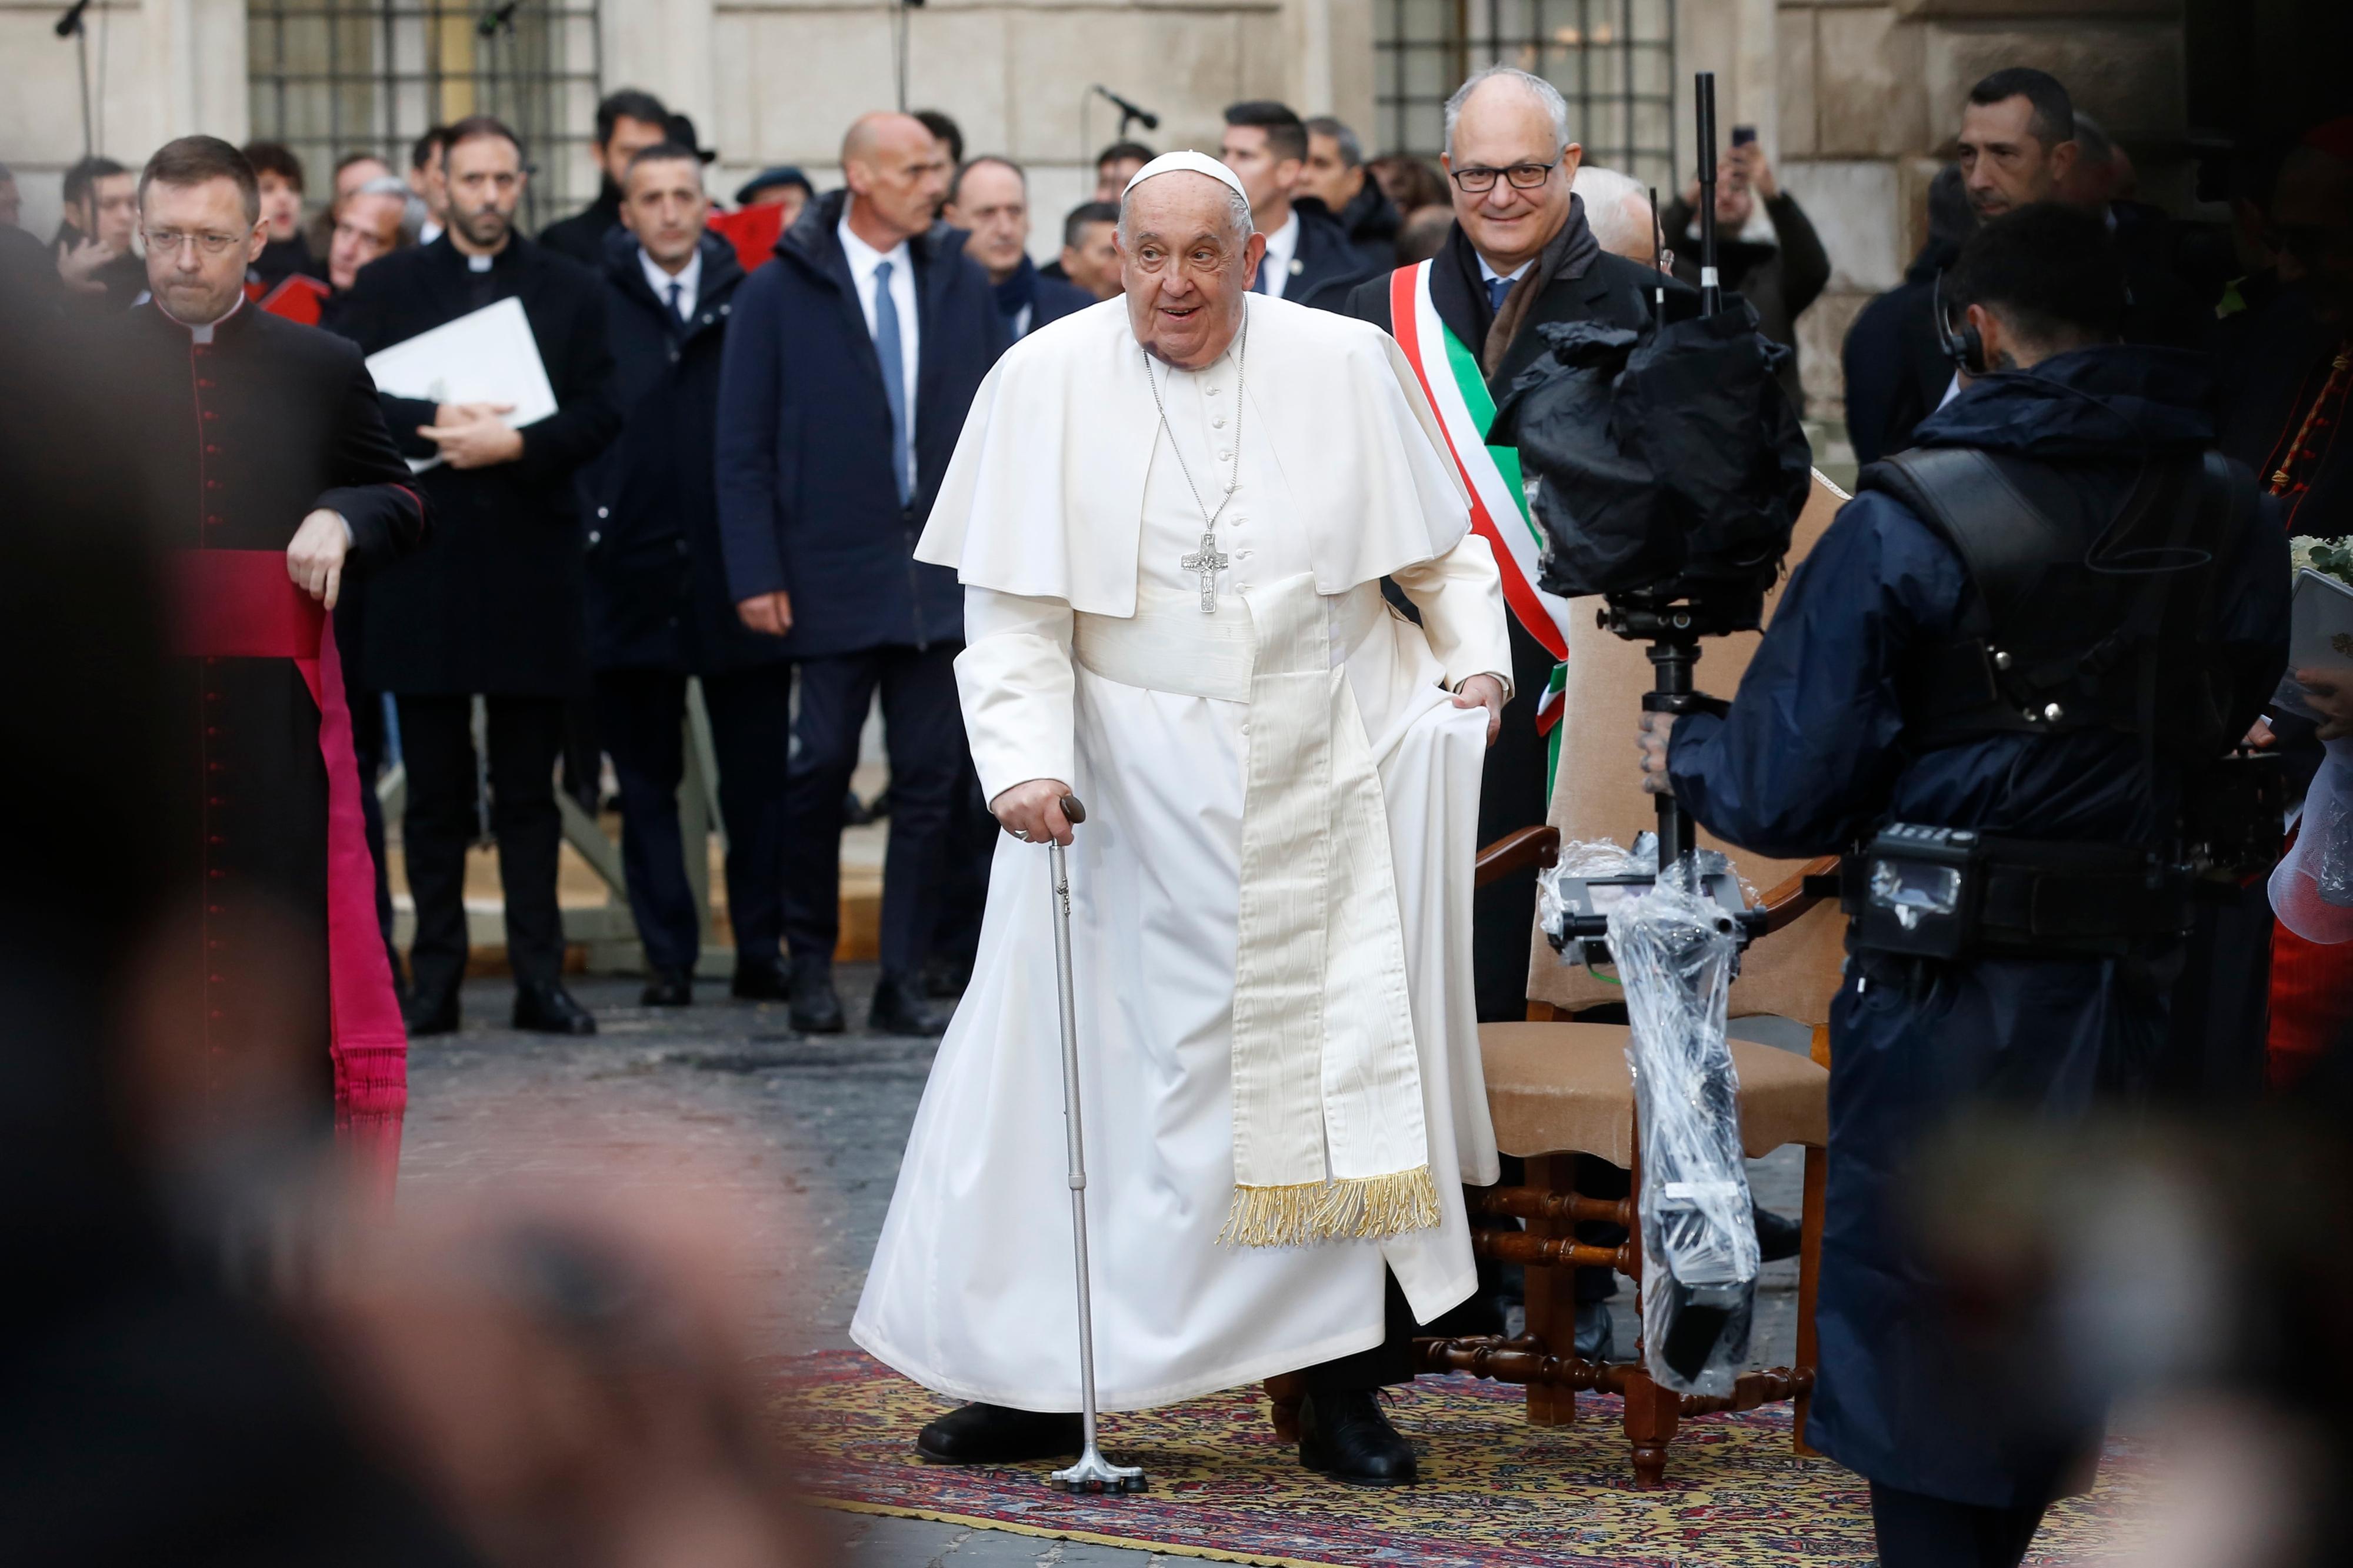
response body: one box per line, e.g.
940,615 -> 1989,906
766,1350 -> 2145,1566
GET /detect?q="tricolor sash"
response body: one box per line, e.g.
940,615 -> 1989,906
172,550 -> 408,1202
1388,261 -> 1578,664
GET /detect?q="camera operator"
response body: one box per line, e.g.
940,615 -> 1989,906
1634,202 -> 2288,1567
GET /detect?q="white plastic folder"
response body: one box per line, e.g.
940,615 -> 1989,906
363,296 -> 558,473
2277,568 -> 2353,722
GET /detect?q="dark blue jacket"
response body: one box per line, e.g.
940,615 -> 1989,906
1669,346 -> 2288,1508
582,228 -> 785,676
991,253 -> 1092,344
713,190 -> 1004,656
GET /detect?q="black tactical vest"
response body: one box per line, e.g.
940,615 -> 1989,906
1857,446 -> 2254,761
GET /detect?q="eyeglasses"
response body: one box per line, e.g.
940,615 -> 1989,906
145,229 -> 245,256
1449,160 -> 1558,194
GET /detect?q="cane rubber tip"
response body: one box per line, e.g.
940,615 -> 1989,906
1060,793 -> 1086,824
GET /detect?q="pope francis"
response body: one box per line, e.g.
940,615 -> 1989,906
851,152 -> 1512,1486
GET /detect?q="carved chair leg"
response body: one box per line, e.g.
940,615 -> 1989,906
1519,1152 -> 1583,1427
1265,1372 -> 1306,1442
1621,1367 -> 1679,1489
1792,1142 -> 1827,1457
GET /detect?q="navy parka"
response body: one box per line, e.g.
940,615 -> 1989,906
1667,346 -> 2289,1507
712,190 -> 1004,657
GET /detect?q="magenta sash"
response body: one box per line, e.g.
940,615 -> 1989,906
174,549 -> 407,1201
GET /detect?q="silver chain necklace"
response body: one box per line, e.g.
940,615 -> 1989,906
1146,316 -> 1249,612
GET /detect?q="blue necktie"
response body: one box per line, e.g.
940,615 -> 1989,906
1487,273 -> 1513,314
872,258 -> 912,506
666,280 -> 685,323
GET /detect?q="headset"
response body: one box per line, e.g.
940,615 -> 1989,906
1931,269 -> 1988,378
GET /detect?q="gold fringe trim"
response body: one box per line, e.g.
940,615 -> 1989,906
1216,1167 -> 1442,1248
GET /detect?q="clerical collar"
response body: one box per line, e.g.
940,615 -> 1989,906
163,291 -> 244,345
467,252 -> 494,273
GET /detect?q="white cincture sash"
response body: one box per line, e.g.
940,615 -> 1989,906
1072,573 -> 1440,1247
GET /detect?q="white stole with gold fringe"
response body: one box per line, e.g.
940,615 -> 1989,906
1074,571 -> 1439,1247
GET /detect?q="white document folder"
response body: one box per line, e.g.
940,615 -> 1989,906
363,296 -> 558,472
2277,568 -> 2353,721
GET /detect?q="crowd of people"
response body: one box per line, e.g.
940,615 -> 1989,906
1,50 -> 2349,1568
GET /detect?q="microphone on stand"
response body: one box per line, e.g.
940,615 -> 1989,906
53,0 -> 92,38
1090,85 -> 1159,133
476,0 -> 519,37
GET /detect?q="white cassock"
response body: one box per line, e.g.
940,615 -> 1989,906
851,292 -> 1511,1413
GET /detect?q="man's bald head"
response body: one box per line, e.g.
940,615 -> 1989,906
841,111 -> 951,247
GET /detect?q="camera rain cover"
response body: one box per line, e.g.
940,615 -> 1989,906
1495,302 -> 1813,600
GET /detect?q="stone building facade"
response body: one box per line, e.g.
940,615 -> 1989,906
4,0 -> 2199,416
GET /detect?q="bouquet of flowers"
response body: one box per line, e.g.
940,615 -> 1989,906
2291,535 -> 2353,589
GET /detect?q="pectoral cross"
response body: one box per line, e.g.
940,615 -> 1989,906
1181,530 -> 1229,614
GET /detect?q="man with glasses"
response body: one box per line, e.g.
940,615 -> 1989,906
1345,65 -> 1691,1029
106,135 -> 428,1156
334,114 -> 622,1040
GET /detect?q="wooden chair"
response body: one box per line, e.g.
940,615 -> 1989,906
1266,472 -> 1855,1486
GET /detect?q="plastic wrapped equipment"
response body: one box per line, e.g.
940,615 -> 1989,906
2270,736 -> 2353,945
1605,861 -> 1760,1396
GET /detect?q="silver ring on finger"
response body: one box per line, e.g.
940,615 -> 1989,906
1012,829 -> 1031,841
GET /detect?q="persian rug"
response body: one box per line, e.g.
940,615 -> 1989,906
766,1350 -> 2145,1566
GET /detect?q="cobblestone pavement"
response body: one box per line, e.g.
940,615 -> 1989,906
403,971 -> 1809,1566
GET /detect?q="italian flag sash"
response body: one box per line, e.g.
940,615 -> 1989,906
1389,261 -> 1579,689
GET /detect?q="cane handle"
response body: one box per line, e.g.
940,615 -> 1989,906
1060,792 -> 1087,825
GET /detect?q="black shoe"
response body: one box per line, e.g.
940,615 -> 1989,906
915,1403 -> 1082,1465
641,968 -> 693,1007
732,953 -> 792,1002
404,985 -> 460,1037
512,981 -> 598,1035
868,970 -> 949,1035
1298,1390 -> 1417,1486
1755,1207 -> 1803,1264
923,953 -> 973,999
788,960 -> 845,1034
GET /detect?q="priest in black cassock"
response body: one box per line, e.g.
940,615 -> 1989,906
332,114 -> 622,1039
106,136 -> 428,1188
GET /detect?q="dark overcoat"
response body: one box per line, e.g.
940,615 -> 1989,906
1285,197 -> 1377,310
582,228 -> 786,675
108,300 -> 428,1099
1667,348 -> 2289,1508
1344,216 -> 1695,1020
713,189 -> 1002,657
330,234 -> 621,696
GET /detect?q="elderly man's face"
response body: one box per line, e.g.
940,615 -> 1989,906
1094,154 -> 1147,205
142,176 -> 265,325
1118,172 -> 1264,371
942,161 -> 1029,283
1958,96 -> 2076,219
328,190 -> 406,290
1062,218 -> 1121,300
335,156 -> 392,206
1444,79 -> 1579,275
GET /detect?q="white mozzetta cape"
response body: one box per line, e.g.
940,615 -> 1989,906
915,294 -> 1471,608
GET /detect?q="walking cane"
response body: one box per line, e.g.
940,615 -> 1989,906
1036,791 -> 1147,1496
